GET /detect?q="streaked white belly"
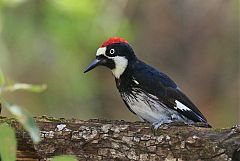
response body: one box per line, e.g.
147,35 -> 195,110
120,88 -> 193,125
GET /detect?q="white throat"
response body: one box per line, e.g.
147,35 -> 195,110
111,56 -> 128,79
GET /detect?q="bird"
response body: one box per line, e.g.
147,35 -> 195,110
84,37 -> 211,128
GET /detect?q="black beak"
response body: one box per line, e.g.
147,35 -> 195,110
84,59 -> 101,73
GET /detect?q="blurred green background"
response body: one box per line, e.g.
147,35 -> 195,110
0,0 -> 239,128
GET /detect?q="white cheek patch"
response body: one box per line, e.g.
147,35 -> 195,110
111,56 -> 128,79
96,47 -> 128,79
96,47 -> 107,56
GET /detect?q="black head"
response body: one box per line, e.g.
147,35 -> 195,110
84,37 -> 136,78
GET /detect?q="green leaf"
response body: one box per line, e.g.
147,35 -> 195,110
0,123 -> 17,161
1,0 -> 27,7
52,155 -> 77,161
0,69 -> 5,86
3,102 -> 40,143
3,83 -> 47,93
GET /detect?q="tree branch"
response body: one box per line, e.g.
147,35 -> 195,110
0,116 -> 239,161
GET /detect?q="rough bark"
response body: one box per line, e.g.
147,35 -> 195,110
0,116 -> 239,161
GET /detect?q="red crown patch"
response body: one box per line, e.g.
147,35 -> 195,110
100,37 -> 129,47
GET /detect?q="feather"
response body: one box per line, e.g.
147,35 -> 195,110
121,60 -> 211,126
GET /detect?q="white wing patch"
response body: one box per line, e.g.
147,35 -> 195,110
175,100 -> 191,111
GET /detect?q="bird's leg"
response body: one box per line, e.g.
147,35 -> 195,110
152,120 -> 173,129
152,114 -> 182,129
151,120 -> 174,135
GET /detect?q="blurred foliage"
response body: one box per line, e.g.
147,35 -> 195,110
0,123 -> 16,161
0,69 -> 46,143
0,0 -> 238,128
0,123 -> 75,161
0,0 -> 134,119
3,102 -> 41,143
0,69 -> 5,86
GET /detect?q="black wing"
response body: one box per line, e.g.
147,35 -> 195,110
164,87 -> 208,123
133,60 -> 210,126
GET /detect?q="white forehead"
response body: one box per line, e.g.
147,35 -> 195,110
96,47 -> 106,56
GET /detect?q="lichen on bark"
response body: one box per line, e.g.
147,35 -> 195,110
0,116 -> 239,161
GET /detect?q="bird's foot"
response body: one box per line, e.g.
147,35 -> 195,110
151,120 -> 173,135
152,120 -> 173,129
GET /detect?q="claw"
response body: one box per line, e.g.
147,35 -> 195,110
152,120 -> 173,129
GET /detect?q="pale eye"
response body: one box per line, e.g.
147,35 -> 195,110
110,49 -> 115,54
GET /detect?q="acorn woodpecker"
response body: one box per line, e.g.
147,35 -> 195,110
84,37 -> 211,128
